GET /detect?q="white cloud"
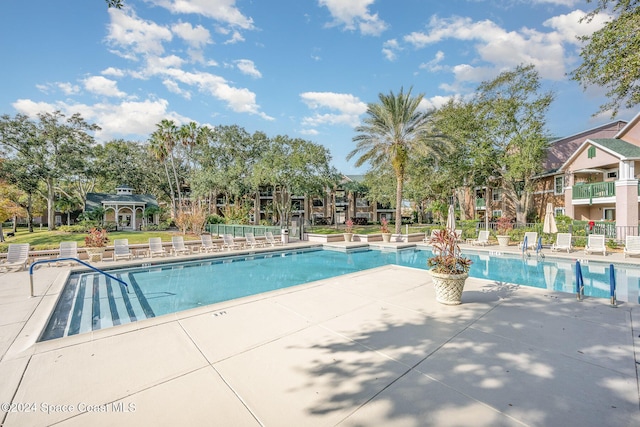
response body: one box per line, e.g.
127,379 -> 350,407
57,82 -> 81,95
171,21 -> 212,48
234,59 -> 262,78
531,0 -> 580,6
223,30 -> 245,44
148,0 -> 254,29
382,39 -> 400,61
151,67 -> 272,119
106,8 -> 172,58
300,92 -> 367,128
543,9 -> 610,45
318,0 -> 388,36
12,97 -> 190,141
102,67 -> 126,77
404,15 -> 573,81
163,79 -> 192,99
419,51 -> 446,72
83,76 -> 127,98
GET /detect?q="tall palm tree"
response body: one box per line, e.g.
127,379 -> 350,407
347,87 -> 439,234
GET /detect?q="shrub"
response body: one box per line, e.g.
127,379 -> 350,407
207,214 -> 225,224
85,228 -> 109,248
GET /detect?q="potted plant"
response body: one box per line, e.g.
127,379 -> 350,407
496,216 -> 512,247
84,227 -> 109,262
344,218 -> 354,242
427,229 -> 472,305
380,217 -> 392,243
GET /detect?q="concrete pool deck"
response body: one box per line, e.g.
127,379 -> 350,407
1,242 -> 639,426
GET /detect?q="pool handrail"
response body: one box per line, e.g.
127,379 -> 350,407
29,257 -> 129,297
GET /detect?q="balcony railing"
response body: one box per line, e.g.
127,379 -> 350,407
572,182 -> 615,204
475,198 -> 486,209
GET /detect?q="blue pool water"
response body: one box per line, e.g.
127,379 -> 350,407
40,248 -> 640,341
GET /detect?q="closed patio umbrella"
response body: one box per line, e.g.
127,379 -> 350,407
446,204 -> 456,231
543,202 -> 558,234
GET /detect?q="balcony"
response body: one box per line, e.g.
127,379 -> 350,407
475,198 -> 486,209
572,182 -> 615,204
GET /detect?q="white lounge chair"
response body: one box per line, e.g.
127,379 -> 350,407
199,234 -> 219,253
423,230 -> 438,243
171,236 -> 191,255
624,235 -> 640,258
551,233 -> 572,253
0,243 -> 30,271
264,231 -> 284,246
471,230 -> 490,246
55,241 -> 78,266
148,237 -> 167,258
519,232 -> 538,250
245,232 -> 266,248
584,234 -> 606,256
222,234 -> 242,251
454,229 -> 463,242
113,239 -> 133,261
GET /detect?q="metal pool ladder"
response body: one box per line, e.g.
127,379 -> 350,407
28,258 -> 129,297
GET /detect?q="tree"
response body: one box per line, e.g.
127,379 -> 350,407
571,0 -> 640,117
432,97 -> 498,220
0,112 -> 99,230
148,120 -> 181,218
106,0 -> 123,8
475,64 -> 554,223
252,136 -> 333,227
348,87 -> 443,234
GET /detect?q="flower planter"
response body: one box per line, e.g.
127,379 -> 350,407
85,247 -> 106,262
496,235 -> 510,247
429,271 -> 468,305
343,233 -> 354,242
381,233 -> 392,243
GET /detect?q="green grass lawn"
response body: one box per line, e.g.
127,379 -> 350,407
0,228 -> 202,252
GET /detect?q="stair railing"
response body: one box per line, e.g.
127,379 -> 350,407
28,258 -> 129,297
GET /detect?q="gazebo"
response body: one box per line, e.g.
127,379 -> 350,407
85,185 -> 159,231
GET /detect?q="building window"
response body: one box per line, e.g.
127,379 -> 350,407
312,198 -> 323,207
492,190 -> 501,201
356,198 -> 369,207
607,171 -> 618,179
587,146 -> 596,159
492,210 -> 502,218
554,207 -> 565,217
554,176 -> 564,195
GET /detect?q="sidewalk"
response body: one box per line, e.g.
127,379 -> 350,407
1,244 -> 639,426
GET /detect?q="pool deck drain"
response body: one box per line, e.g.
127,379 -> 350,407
1,242 -> 639,426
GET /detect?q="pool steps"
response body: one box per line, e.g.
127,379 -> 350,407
40,272 -> 154,341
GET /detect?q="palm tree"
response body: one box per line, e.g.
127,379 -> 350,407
148,121 -> 178,218
347,87 -> 440,234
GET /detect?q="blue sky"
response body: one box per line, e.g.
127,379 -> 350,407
0,0 -> 633,173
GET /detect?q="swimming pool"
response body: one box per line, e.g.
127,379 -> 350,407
40,247 -> 640,341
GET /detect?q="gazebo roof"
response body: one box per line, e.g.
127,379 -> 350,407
85,192 -> 159,211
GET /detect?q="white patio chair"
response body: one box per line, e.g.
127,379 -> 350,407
455,229 -> 463,242
624,235 -> 640,258
199,234 -> 219,253
55,241 -> 78,266
471,230 -> 490,246
222,234 -> 242,251
518,232 -> 538,250
0,243 -> 30,271
245,232 -> 266,248
148,237 -> 167,258
113,239 -> 133,261
264,231 -> 284,246
171,236 -> 191,256
551,233 -> 572,253
584,234 -> 606,256
423,229 -> 438,243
